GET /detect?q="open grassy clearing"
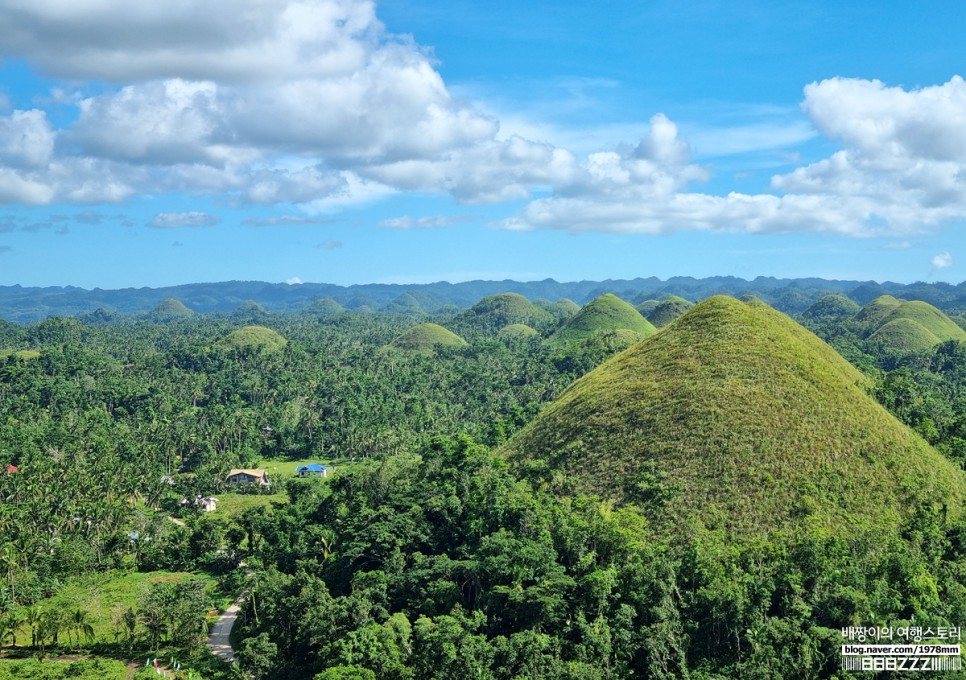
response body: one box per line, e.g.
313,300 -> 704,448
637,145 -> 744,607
13,571 -> 217,645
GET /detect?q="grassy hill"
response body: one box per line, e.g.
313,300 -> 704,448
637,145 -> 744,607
390,323 -> 468,353
856,296 -> 966,354
502,296 -> 965,538
450,293 -> 553,336
498,323 -> 539,338
866,317 -> 943,354
550,293 -> 656,346
801,292 -> 861,321
305,297 -> 346,317
854,294 -> 903,328
146,297 -> 194,322
222,325 -> 288,352
646,295 -> 694,328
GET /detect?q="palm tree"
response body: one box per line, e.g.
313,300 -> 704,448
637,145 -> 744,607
21,605 -> 42,648
69,609 -> 95,652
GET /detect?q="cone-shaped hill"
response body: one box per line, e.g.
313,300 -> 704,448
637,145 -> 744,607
646,295 -> 694,328
801,293 -> 861,322
541,298 -> 581,322
384,293 -> 425,314
451,293 -> 553,336
222,325 -> 288,352
550,294 -> 656,346
854,294 -> 903,328
859,296 -> 966,353
147,298 -> 193,321
389,323 -> 468,353
305,297 -> 346,317
501,296 -> 965,538
498,323 -> 539,338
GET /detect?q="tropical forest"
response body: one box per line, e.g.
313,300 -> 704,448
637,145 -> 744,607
1,278 -> 966,679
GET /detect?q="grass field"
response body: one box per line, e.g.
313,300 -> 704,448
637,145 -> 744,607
14,571 -> 217,645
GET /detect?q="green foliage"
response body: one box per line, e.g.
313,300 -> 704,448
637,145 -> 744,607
0,659 -> 127,679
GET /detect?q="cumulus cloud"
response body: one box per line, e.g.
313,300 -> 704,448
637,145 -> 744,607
502,76 -> 966,236
148,211 -> 220,228
932,252 -> 953,269
286,276 -> 303,285
3,1 -> 966,240
0,109 -> 55,168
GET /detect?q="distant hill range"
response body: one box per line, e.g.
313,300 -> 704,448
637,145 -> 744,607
1,276 -> 965,323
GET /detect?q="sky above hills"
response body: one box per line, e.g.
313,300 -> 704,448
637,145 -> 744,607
0,0 -> 964,288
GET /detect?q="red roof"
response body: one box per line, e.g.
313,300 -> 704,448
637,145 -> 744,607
4,465 -> 18,473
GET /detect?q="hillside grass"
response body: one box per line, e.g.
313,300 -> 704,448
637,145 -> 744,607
503,296 -> 966,539
551,294 -> 656,346
221,325 -> 287,352
451,293 -> 553,336
498,323 -> 539,338
389,323 -> 467,353
646,295 -> 694,328
13,571 -> 217,645
866,317 -> 942,354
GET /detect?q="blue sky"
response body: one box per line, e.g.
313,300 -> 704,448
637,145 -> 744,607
0,0 -> 964,288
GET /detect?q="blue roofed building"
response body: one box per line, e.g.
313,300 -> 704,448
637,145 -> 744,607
296,463 -> 329,478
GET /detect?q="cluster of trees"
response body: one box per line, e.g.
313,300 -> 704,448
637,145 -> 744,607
232,436 -> 966,679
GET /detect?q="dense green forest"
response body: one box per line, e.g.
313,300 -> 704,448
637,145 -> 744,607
0,290 -> 965,678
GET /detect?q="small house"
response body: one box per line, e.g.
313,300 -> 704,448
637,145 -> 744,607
179,495 -> 219,512
296,463 -> 329,478
226,468 -> 271,487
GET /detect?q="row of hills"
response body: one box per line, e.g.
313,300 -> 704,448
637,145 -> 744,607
3,275 -> 966,322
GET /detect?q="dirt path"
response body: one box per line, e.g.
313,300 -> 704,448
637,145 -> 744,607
207,590 -> 247,664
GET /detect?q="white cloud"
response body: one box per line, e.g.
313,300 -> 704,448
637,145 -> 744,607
286,276 -> 303,285
502,76 -> 966,237
378,215 -> 469,229
149,211 -> 220,228
0,110 -> 55,167
2,2 -> 966,241
932,252 -> 953,269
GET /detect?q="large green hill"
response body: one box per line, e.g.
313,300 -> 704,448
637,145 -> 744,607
502,296 -> 965,538
550,293 -> 656,346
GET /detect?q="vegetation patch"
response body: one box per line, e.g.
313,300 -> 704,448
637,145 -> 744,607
389,323 -> 468,353
221,325 -> 288,352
